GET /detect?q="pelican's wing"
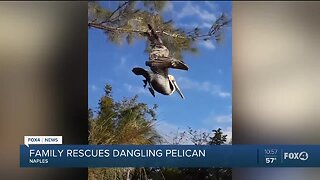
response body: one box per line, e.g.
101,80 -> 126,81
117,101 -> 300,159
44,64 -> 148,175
146,57 -> 189,71
164,57 -> 189,71
145,24 -> 189,74
132,67 -> 150,80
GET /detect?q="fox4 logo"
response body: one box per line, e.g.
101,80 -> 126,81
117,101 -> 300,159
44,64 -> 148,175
284,152 -> 308,161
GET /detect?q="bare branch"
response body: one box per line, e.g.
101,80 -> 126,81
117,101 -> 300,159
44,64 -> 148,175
88,21 -> 187,39
88,13 -> 231,42
89,21 -> 144,33
100,1 -> 129,24
110,1 -> 128,19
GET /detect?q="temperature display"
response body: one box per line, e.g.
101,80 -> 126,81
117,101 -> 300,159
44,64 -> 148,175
261,148 -> 281,166
265,157 -> 277,164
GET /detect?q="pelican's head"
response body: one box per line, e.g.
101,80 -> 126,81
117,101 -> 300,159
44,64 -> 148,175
168,75 -> 185,99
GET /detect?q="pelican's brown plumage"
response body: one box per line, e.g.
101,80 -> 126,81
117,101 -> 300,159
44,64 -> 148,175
132,24 -> 188,99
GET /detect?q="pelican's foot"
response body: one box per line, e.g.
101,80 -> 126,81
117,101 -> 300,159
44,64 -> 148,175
143,80 -> 148,88
148,87 -> 155,97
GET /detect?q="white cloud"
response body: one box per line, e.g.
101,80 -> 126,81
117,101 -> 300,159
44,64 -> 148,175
202,22 -> 213,28
114,56 -> 134,77
205,1 -> 218,11
176,22 -> 199,28
90,85 -> 97,92
177,2 -> 216,22
168,2 -> 216,29
163,1 -> 174,13
199,40 -> 216,50
155,121 -> 209,145
123,83 -> 148,95
114,56 -> 129,74
155,121 -> 181,144
177,76 -> 230,98
218,92 -> 231,98
120,56 -> 127,66
169,2 -> 222,50
176,22 -> 212,29
215,114 -> 232,123
223,126 -> 232,144
203,111 -> 232,124
155,121 -> 232,144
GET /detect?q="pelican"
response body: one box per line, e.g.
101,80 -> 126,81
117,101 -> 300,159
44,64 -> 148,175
132,64 -> 187,99
132,24 -> 189,98
145,24 -> 169,60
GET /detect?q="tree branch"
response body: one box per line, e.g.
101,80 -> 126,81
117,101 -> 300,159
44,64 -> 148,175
89,2 -> 231,46
110,1 -> 128,19
88,21 -> 187,39
88,13 -> 231,41
100,1 -> 129,24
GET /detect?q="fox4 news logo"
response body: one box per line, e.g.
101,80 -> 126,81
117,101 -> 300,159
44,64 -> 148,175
284,151 -> 309,161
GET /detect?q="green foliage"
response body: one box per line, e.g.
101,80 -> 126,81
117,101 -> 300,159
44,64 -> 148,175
89,168 -> 132,180
89,84 -> 161,145
89,83 -> 161,179
88,2 -> 112,22
172,127 -> 229,146
209,128 -> 228,145
88,1 -> 231,60
88,84 -> 232,179
157,127 -> 231,180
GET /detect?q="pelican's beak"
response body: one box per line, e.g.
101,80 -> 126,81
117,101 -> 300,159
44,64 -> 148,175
173,80 -> 185,99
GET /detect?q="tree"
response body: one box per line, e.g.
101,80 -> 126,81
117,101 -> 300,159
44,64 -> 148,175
209,128 -> 228,145
88,1 -> 231,60
152,127 -> 232,180
88,2 -> 232,178
88,84 -> 232,179
89,84 -> 160,145
88,84 -> 161,179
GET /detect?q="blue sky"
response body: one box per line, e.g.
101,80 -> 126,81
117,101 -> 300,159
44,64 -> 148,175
89,1 -> 232,143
